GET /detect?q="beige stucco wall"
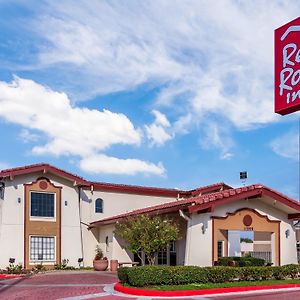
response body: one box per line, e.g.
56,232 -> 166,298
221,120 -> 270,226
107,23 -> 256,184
0,172 -> 177,268
186,197 -> 298,266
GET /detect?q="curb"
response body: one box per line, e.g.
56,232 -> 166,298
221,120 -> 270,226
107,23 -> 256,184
0,274 -> 23,279
114,282 -> 300,297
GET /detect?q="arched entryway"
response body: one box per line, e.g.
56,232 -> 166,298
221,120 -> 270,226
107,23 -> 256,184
212,208 -> 280,266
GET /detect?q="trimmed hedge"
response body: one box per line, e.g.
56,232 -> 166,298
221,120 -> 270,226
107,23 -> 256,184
117,265 -> 300,287
217,256 -> 265,267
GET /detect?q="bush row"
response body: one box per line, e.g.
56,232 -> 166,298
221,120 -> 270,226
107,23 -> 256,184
216,256 -> 266,267
117,265 -> 300,287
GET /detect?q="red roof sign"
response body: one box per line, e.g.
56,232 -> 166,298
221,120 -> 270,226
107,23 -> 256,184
275,17 -> 300,115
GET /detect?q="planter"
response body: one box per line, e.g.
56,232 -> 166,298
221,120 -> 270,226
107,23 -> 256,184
93,259 -> 108,271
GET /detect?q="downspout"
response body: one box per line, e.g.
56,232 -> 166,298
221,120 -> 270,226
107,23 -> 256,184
78,186 -> 85,267
179,209 -> 192,266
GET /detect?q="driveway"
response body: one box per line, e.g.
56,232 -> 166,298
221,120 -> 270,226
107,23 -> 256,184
1,271 -> 300,300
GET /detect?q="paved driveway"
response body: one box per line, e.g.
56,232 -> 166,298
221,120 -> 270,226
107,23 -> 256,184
1,271 -> 300,300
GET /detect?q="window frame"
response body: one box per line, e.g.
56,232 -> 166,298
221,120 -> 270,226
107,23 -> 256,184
217,240 -> 224,258
29,235 -> 56,264
95,198 -> 103,213
29,191 -> 56,221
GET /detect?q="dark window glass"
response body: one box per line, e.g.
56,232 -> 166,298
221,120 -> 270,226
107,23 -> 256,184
95,198 -> 103,213
217,241 -> 223,258
31,192 -> 55,217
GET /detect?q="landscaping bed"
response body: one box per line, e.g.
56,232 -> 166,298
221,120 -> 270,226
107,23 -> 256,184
118,265 -> 300,287
116,265 -> 300,296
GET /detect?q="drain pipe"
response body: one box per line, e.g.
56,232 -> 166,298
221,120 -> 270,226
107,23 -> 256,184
78,186 -> 85,267
179,209 -> 192,266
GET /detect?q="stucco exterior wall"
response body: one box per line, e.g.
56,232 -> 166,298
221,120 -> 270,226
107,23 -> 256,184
187,197 -> 297,266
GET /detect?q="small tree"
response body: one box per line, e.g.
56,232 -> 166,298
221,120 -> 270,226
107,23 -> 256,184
115,214 -> 180,265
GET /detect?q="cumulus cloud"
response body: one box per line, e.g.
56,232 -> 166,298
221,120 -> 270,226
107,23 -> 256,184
0,77 -> 164,175
270,130 -> 299,161
2,1 -> 300,159
145,110 -> 172,146
30,1 -> 297,124
80,154 -> 165,175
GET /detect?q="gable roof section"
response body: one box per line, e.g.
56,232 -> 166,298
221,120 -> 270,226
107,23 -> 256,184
0,163 -> 185,197
190,182 -> 232,197
0,163 -> 88,185
89,184 -> 300,228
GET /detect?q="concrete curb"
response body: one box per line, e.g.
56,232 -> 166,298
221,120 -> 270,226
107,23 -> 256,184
114,282 -> 300,297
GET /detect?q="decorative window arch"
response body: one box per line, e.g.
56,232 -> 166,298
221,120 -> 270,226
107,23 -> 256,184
95,198 -> 103,213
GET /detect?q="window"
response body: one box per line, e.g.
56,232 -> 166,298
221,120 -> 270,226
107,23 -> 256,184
30,192 -> 55,218
95,198 -> 103,213
217,240 -> 224,258
30,236 -> 55,262
157,247 -> 168,265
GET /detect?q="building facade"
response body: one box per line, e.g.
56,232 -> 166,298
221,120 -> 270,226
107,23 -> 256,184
0,163 -> 299,269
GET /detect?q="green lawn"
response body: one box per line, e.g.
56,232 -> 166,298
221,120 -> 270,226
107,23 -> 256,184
137,279 -> 300,291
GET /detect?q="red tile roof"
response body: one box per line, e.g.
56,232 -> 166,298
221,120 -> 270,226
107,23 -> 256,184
0,163 -> 88,185
89,184 -> 300,228
0,163 -> 187,197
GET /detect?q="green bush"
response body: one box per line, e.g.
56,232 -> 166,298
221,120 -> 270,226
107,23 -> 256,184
217,256 -> 265,267
118,265 -> 300,287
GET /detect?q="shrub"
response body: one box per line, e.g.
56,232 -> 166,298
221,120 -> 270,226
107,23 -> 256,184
6,263 -> 23,274
217,256 -> 265,267
118,265 -> 300,287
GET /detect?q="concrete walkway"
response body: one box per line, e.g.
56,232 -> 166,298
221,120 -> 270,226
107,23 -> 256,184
1,271 -> 300,300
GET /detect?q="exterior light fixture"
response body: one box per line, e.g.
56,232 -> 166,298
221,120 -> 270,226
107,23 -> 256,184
9,258 -> 15,264
17,197 -> 21,204
285,229 -> 290,238
78,258 -> 83,268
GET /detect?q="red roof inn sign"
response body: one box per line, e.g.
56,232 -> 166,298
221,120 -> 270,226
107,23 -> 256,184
275,17 -> 300,115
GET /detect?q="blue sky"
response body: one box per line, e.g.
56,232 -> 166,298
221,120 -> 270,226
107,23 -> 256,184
0,0 -> 299,199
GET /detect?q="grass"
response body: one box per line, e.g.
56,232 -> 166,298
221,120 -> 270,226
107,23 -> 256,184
135,279 -> 300,291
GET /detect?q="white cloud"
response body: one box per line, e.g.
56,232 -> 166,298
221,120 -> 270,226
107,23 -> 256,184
29,1 -> 298,126
145,110 -> 172,146
270,130 -> 299,161
80,154 -> 165,175
199,122 -> 235,160
20,0 -> 299,158
19,129 -> 39,143
0,77 -> 164,175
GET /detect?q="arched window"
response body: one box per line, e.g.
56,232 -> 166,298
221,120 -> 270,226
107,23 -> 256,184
95,198 -> 103,213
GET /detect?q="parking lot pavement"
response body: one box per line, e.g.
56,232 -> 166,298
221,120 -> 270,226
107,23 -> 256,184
1,272 -> 300,300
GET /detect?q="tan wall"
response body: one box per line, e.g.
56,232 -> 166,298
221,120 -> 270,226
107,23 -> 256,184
24,178 -> 61,269
212,208 -> 280,265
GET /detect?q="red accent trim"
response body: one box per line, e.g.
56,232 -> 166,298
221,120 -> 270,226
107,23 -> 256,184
114,282 -> 300,297
0,163 -> 185,197
288,213 -> 300,219
88,182 -> 182,197
0,164 -> 88,185
0,274 -> 24,279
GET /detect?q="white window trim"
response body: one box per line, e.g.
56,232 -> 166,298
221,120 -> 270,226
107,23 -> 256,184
29,235 -> 56,265
29,191 -> 56,222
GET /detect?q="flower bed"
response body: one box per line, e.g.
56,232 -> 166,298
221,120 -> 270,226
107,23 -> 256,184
118,265 -> 300,287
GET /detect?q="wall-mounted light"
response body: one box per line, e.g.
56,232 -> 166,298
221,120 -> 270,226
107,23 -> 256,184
65,201 -> 68,206
201,224 -> 206,234
285,229 -> 290,238
0,182 -> 5,200
9,258 -> 15,264
17,197 -> 21,204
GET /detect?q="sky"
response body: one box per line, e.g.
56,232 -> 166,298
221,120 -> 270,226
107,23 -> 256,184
0,0 -> 299,199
